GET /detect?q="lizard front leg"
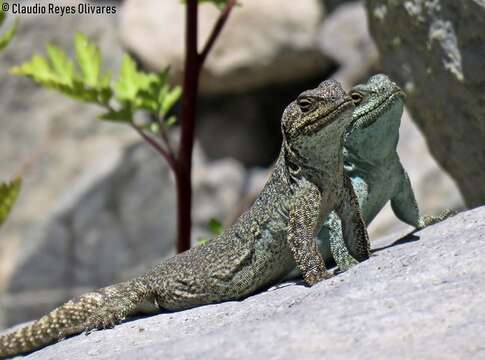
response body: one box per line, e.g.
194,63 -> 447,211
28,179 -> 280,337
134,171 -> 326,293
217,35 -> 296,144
326,212 -> 357,272
391,167 -> 454,229
287,180 -> 332,286
333,175 -> 370,268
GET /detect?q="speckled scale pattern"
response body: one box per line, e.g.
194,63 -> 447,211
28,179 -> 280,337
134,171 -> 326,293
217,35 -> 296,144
0,79 -> 370,358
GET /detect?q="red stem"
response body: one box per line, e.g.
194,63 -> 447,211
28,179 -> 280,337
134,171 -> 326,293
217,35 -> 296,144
133,126 -> 177,170
174,0 -> 237,253
199,0 -> 237,65
175,0 -> 200,253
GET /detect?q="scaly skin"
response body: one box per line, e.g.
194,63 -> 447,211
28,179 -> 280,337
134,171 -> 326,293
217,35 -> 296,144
289,74 -> 452,275
0,79 -> 369,358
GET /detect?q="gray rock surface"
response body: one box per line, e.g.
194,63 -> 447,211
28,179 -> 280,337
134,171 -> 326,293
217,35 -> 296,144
119,0 -> 332,94
0,143 -> 246,329
0,0 -> 134,296
10,206 -> 485,359
365,0 -> 485,207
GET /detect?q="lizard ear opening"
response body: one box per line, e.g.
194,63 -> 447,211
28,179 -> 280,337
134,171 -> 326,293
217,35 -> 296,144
288,161 -> 301,175
350,92 -> 363,106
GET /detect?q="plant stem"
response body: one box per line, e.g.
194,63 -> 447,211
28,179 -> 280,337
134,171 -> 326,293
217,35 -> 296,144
175,0 -> 237,253
176,0 -> 199,253
199,0 -> 237,65
133,126 -> 176,170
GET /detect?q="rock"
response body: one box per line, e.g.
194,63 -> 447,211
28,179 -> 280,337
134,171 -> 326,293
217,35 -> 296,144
0,0 -> 135,302
0,143 -> 246,329
119,0 -> 333,94
364,0 -> 485,207
319,2 -> 378,89
7,207 -> 485,359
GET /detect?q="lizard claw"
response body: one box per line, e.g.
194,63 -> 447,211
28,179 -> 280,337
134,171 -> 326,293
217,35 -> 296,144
304,268 -> 333,286
83,308 -> 125,334
332,267 -> 343,276
417,209 -> 456,229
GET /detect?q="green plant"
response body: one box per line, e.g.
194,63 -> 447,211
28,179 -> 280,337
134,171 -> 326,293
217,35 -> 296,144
0,178 -> 21,228
11,34 -> 181,128
196,217 -> 223,246
0,0 -> 20,231
11,0 -> 238,252
0,0 -> 17,51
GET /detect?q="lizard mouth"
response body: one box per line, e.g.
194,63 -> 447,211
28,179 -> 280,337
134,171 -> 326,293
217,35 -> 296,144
351,90 -> 405,129
304,98 -> 354,130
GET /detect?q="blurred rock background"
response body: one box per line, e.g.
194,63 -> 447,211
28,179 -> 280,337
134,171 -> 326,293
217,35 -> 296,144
0,0 -> 473,329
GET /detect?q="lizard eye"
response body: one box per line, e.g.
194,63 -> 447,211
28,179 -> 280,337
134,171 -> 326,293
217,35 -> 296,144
350,92 -> 363,105
297,97 -> 314,113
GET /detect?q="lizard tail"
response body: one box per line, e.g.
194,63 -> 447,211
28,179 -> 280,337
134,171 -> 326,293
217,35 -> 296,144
0,289 -> 108,358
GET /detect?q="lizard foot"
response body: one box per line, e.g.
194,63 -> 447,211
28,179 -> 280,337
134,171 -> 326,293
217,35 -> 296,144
304,268 -> 333,286
334,256 -> 359,272
331,267 -> 343,276
417,209 -> 456,229
83,306 -> 127,334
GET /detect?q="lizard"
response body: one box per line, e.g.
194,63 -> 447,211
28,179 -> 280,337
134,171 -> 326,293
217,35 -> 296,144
287,73 -> 452,277
0,79 -> 370,358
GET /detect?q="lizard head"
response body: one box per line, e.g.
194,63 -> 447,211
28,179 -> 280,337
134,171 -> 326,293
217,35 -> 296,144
281,79 -> 354,170
282,79 -> 354,138
349,74 -> 405,131
344,74 -> 406,158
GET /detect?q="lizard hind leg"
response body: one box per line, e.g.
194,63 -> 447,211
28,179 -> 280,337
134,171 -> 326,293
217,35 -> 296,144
417,209 -> 457,229
391,167 -> 456,230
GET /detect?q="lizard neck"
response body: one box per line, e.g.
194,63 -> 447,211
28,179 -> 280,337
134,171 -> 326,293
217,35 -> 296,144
345,101 -> 402,169
284,121 -> 346,191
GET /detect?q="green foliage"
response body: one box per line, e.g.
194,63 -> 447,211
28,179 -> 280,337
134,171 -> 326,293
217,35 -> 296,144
11,33 -> 181,127
75,33 -> 103,88
0,0 -> 18,51
0,1 -> 20,231
196,218 -> 224,246
199,0 -> 230,10
0,178 -> 21,228
208,217 -> 224,235
101,56 -> 182,123
11,34 -> 112,105
180,0 -> 230,10
196,236 -> 209,246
